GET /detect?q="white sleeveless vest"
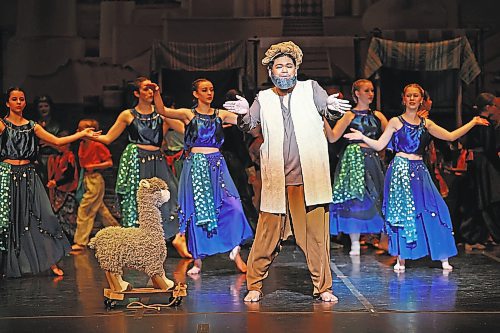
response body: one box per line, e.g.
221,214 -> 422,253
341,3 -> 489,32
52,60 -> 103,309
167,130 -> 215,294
258,80 -> 332,213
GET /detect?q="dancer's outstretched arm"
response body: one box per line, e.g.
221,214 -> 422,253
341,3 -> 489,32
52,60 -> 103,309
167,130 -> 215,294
344,117 -> 399,151
426,116 -> 489,141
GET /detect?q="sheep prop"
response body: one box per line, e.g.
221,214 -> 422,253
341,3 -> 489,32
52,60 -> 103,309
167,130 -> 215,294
89,177 -> 175,292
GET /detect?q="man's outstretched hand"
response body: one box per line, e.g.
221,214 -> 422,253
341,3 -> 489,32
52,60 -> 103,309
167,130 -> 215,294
327,93 -> 351,112
223,95 -> 250,115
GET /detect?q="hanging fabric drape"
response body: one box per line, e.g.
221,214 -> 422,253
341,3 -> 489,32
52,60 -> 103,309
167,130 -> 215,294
150,40 -> 245,72
364,36 -> 480,84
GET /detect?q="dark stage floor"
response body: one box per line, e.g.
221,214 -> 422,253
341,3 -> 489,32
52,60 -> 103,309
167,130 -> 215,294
1,242 -> 500,333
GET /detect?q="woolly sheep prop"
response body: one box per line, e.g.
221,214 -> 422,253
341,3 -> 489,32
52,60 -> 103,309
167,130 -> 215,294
89,177 -> 175,292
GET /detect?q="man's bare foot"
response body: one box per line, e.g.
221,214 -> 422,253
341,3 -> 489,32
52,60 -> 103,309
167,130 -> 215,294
244,290 -> 262,302
172,233 -> 193,259
319,291 -> 338,302
50,264 -> 64,276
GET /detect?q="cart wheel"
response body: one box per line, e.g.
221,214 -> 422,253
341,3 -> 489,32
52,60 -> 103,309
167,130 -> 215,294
174,297 -> 182,306
104,298 -> 117,309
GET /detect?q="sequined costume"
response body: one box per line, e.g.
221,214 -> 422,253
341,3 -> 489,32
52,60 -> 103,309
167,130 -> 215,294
384,116 -> 457,260
330,110 -> 385,235
178,109 -> 252,259
0,119 -> 70,277
115,108 -> 179,238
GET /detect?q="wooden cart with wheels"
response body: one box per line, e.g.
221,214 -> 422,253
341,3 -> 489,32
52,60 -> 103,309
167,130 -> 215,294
103,282 -> 187,310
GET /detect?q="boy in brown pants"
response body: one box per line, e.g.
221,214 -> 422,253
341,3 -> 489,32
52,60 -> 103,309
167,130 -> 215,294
72,119 -> 119,251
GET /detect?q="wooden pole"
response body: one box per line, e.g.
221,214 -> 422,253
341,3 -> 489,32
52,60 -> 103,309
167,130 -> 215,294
456,77 -> 463,127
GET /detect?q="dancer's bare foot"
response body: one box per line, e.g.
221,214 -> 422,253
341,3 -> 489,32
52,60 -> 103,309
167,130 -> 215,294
394,258 -> 405,272
319,291 -> 338,302
229,247 -> 247,273
244,290 -> 262,302
441,260 -> 453,271
50,264 -> 64,276
187,266 -> 201,275
233,254 -> 247,273
71,244 -> 86,251
465,243 -> 486,252
349,241 -> 360,256
174,259 -> 193,284
187,259 -> 202,275
172,233 -> 193,259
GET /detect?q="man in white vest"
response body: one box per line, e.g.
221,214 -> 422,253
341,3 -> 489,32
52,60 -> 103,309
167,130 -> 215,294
224,41 -> 351,302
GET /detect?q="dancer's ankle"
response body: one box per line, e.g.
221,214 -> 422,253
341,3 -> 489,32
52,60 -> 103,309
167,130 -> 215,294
187,259 -> 202,275
441,259 -> 453,271
173,233 -> 193,259
229,245 -> 241,261
349,241 -> 360,256
50,264 -> 64,276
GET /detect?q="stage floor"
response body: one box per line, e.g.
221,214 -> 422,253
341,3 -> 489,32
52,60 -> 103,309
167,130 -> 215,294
1,242 -> 500,333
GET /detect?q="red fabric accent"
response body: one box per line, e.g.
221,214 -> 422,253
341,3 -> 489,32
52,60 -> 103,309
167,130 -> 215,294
165,150 -> 183,176
47,151 -> 79,204
434,168 -> 449,197
78,141 -> 112,168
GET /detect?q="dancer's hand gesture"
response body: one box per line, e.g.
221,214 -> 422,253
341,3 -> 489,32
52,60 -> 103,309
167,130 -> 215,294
472,116 -> 489,127
343,128 -> 364,141
80,127 -> 102,139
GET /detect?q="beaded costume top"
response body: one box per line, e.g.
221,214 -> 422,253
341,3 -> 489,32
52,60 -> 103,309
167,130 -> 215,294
127,108 -> 163,147
387,116 -> 431,155
0,119 -> 38,161
184,109 -> 224,150
346,109 -> 382,143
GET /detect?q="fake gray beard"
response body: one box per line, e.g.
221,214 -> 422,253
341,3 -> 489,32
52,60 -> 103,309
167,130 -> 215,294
270,74 -> 297,90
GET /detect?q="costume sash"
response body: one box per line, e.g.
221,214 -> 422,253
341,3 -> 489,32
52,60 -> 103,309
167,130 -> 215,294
115,144 -> 140,227
190,153 -> 218,235
0,162 -> 11,251
332,144 -> 365,204
386,156 -> 417,243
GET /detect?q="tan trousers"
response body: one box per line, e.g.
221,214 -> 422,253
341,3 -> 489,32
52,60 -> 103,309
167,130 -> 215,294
74,172 -> 119,246
246,185 -> 332,296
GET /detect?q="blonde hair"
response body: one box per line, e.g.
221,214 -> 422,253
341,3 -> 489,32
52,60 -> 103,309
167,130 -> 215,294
403,83 -> 425,97
351,79 -> 373,103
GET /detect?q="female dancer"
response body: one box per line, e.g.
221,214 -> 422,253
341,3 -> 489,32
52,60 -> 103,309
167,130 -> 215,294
93,77 -> 191,258
324,79 -> 388,255
0,87 -> 98,277
345,83 -> 489,271
151,78 -> 253,275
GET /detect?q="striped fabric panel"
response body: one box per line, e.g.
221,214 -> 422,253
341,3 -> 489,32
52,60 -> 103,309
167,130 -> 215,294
151,40 -> 245,71
364,36 -> 480,84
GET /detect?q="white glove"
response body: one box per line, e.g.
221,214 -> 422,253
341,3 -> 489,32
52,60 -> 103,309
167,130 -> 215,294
327,93 -> 351,113
223,95 -> 249,115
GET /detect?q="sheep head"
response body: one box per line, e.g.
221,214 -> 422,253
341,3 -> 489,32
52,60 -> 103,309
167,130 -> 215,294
138,177 -> 170,208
